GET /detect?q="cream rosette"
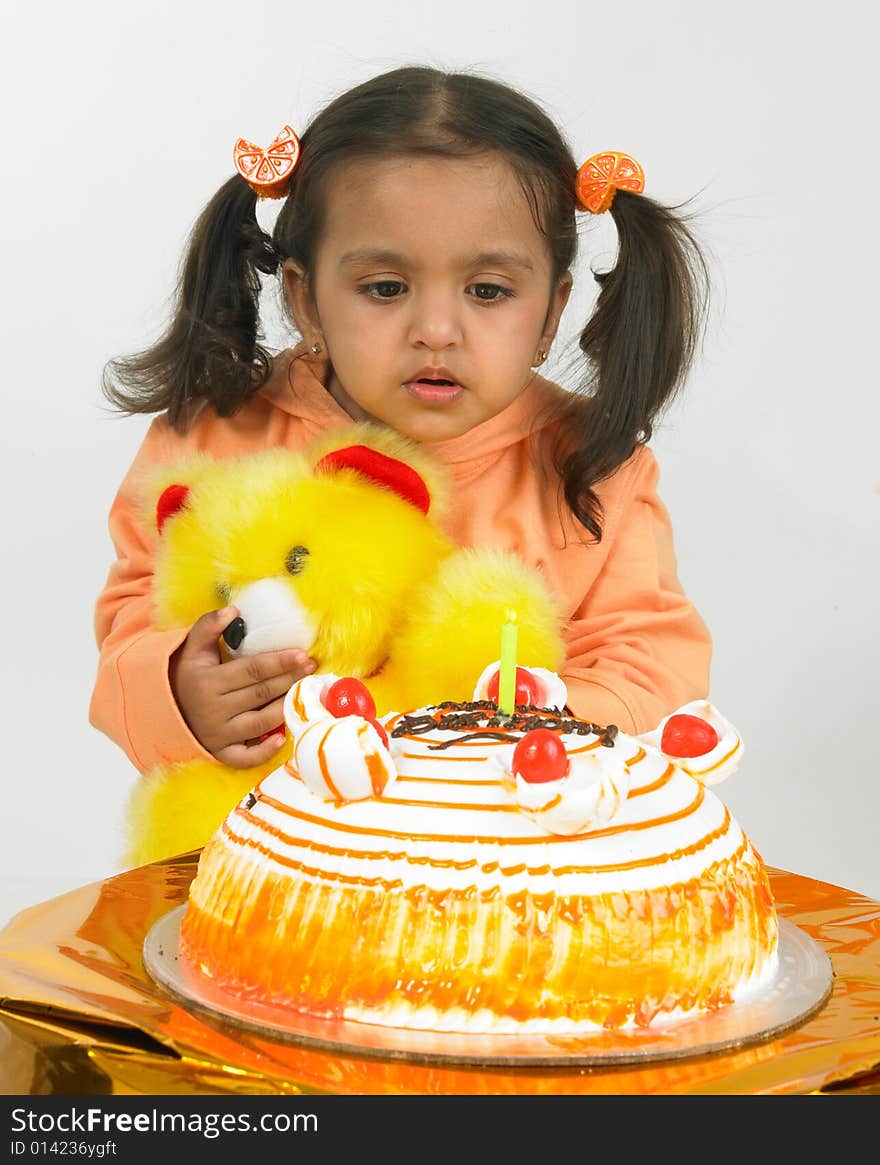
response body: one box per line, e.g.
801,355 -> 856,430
283,673 -> 397,803
473,662 -> 569,709
283,672 -> 341,730
290,715 -> 397,803
493,745 -> 631,836
639,700 -> 743,787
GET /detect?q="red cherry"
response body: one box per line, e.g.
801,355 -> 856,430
368,718 -> 389,749
324,677 -> 376,720
512,728 -> 570,784
486,666 -> 541,708
660,713 -> 719,758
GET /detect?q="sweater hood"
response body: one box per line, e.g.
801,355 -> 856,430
257,342 -> 573,467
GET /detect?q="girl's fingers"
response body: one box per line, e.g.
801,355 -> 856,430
217,648 -> 313,696
219,666 -> 310,719
214,730 -> 288,770
186,607 -> 240,660
225,696 -> 291,746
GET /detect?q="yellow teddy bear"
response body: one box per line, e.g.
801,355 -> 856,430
124,423 -> 564,867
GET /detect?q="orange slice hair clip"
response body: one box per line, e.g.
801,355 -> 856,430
233,124 -> 301,199
575,151 -> 645,214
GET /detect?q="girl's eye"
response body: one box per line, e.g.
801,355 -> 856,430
468,283 -> 513,303
359,281 -> 405,300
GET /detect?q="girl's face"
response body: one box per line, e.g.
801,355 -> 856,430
284,153 -> 572,443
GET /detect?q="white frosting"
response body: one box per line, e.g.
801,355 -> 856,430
283,672 -> 341,728
639,700 -> 744,786
473,661 -> 568,710
224,710 -> 750,898
491,744 -> 632,836
289,716 -> 396,802
283,674 -> 394,802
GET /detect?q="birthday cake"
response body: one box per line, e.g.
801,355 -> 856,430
179,665 -> 778,1033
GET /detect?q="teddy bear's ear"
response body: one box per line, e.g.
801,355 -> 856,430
156,483 -> 191,533
315,445 -> 431,515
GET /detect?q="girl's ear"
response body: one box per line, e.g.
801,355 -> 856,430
538,271 -> 574,352
283,260 -> 323,349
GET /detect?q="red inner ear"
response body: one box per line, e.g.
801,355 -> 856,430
315,445 -> 431,514
156,483 -> 190,532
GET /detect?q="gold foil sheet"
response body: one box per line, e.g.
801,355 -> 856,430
1,859 -> 878,1095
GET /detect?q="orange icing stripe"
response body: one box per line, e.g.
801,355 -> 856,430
394,773 -> 509,787
376,795 -> 516,812
386,759 -> 675,803
220,804 -> 741,881
397,751 -> 492,762
395,735 -> 515,749
537,793 -> 563,812
316,722 -> 343,801
692,737 -> 741,776
357,723 -> 391,796
551,808 -> 738,875
395,738 -> 644,766
629,762 -> 676,796
229,812 -> 479,871
236,782 -> 716,858
253,794 -> 527,843
558,739 -> 604,757
292,687 -> 309,721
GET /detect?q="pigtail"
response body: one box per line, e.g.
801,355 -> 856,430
102,176 -> 281,427
558,191 -> 710,541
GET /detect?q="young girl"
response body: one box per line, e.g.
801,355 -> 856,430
90,64 -> 712,780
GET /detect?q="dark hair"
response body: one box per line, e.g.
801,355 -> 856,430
103,65 -> 709,540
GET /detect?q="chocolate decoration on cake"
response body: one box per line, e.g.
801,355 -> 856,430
391,700 -> 618,749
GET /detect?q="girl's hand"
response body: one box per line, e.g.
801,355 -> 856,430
170,606 -> 316,768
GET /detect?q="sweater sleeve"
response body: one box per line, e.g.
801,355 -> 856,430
560,447 -> 713,735
88,419 -> 216,773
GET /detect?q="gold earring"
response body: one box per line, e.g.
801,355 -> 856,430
310,340 -> 323,355
534,348 -> 547,366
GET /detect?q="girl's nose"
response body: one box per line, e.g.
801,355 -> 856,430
407,290 -> 464,349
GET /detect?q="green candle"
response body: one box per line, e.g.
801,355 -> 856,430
498,608 -> 518,715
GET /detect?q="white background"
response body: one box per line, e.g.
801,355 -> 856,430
1,0 -> 877,929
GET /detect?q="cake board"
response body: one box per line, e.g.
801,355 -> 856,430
143,905 -> 833,1069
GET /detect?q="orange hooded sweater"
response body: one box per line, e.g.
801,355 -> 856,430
90,344 -> 712,773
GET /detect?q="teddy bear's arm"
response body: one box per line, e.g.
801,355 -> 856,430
366,547 -> 565,716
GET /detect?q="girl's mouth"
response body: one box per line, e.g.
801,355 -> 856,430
404,377 -> 464,404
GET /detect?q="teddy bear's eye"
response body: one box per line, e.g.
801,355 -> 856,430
285,545 -> 310,575
216,582 -> 231,604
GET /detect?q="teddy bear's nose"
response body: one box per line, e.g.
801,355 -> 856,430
222,616 -> 246,651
